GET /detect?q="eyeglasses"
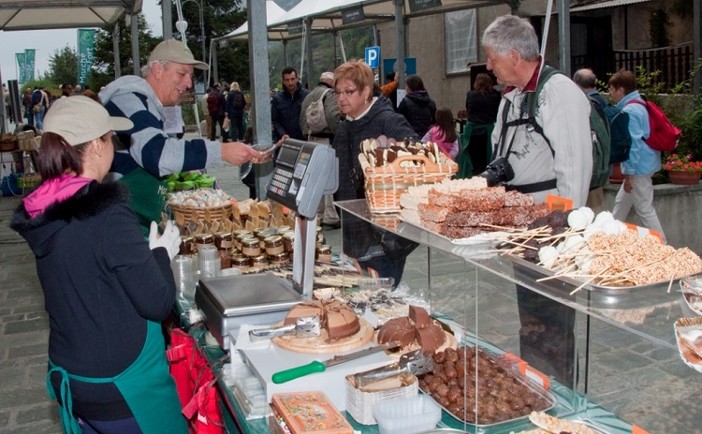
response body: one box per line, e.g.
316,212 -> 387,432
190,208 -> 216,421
334,88 -> 358,97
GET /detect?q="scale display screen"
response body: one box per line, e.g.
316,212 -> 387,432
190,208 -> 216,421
266,139 -> 338,219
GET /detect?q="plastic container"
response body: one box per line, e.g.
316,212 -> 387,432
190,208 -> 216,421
372,394 -> 441,434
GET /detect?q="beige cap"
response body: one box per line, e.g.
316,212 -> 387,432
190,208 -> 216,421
148,39 -> 209,70
320,71 -> 335,81
43,96 -> 134,146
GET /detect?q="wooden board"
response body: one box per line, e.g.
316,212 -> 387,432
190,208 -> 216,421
273,318 -> 374,354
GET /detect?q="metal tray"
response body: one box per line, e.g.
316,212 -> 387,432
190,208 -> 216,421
419,352 -> 557,429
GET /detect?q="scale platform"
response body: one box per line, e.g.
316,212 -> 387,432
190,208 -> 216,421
196,272 -> 304,350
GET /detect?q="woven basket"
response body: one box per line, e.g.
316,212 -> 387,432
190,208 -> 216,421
169,203 -> 233,227
345,373 -> 418,425
0,134 -> 17,152
360,153 -> 457,214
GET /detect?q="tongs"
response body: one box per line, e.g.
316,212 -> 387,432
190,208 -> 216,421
248,316 -> 320,341
353,349 -> 434,388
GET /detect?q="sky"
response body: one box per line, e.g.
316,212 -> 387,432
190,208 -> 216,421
0,0 -> 164,84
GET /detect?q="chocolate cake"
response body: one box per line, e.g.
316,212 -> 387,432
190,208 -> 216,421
284,300 -> 360,340
377,317 -> 415,347
377,306 -> 446,355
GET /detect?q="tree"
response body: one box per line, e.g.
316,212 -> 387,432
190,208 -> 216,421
91,13 -> 160,90
48,46 -> 79,86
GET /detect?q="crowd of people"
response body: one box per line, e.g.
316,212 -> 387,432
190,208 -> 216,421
6,16 -> 677,431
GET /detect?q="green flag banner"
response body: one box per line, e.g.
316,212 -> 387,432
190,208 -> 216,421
23,49 -> 35,83
16,53 -> 26,85
77,29 -> 96,86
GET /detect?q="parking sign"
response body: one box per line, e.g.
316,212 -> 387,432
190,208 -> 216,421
365,46 -> 380,68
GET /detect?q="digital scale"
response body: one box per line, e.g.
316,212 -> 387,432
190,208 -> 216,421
196,138 -> 339,349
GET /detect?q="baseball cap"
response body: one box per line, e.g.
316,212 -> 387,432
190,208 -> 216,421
43,96 -> 134,146
148,39 -> 209,70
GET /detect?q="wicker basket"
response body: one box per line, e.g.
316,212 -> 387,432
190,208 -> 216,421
360,153 -> 457,214
0,134 -> 17,152
169,203 -> 233,227
345,373 -> 418,425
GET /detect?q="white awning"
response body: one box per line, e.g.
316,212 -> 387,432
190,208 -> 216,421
570,0 -> 651,13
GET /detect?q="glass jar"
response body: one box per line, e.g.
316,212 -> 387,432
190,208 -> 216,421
230,255 -> 251,271
179,236 -> 194,255
316,244 -> 332,263
269,252 -> 290,266
250,254 -> 269,269
241,237 -> 262,257
234,230 -> 252,250
264,235 -> 285,256
282,231 -> 295,253
215,232 -> 234,250
195,234 -> 215,252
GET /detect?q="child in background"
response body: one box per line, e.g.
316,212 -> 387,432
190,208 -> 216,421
422,107 -> 459,160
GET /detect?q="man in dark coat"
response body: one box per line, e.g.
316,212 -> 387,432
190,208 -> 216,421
271,67 -> 309,140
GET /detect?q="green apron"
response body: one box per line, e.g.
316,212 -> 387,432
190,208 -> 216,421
456,121 -> 495,179
47,321 -> 188,434
119,167 -> 167,237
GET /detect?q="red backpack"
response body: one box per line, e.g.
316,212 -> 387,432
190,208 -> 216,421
626,99 -> 681,152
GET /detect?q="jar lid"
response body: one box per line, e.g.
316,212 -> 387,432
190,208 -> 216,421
240,237 -> 260,247
317,244 -> 332,254
264,235 -> 283,244
251,254 -> 268,263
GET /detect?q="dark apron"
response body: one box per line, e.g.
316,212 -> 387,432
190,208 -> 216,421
119,167 -> 166,238
47,321 -> 188,434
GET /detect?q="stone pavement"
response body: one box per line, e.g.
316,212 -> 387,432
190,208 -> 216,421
1,161 -> 700,433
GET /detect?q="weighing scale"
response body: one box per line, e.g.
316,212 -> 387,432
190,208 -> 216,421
196,138 -> 339,349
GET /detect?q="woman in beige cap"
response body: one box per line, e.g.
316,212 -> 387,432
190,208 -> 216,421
11,96 -> 187,434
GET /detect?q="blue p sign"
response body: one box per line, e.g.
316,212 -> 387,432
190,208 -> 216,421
365,46 -> 380,68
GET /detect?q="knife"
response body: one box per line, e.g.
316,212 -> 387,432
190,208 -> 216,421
272,343 -> 398,384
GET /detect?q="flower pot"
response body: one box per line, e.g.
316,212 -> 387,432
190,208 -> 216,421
609,162 -> 624,184
668,171 -> 701,185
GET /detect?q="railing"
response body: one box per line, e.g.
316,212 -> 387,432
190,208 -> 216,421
614,42 -> 694,91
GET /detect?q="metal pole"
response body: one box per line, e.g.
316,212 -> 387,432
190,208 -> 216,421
695,0 -> 701,94
557,0 -> 570,76
394,0 -> 405,90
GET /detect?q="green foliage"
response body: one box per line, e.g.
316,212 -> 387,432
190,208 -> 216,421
20,78 -> 60,98
633,66 -> 666,104
92,13 -> 160,89
668,60 -> 702,160
649,9 -> 670,48
48,47 -> 79,86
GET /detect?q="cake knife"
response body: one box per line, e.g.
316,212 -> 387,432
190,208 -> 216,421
272,342 -> 400,384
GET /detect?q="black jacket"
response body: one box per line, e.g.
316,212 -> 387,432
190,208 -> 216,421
397,91 -> 437,137
333,96 -> 417,258
11,181 -> 175,419
271,83 -> 310,140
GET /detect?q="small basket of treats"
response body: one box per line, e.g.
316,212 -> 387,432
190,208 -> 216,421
358,136 -> 457,214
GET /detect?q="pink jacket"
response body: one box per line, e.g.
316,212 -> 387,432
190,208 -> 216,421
422,125 -> 458,160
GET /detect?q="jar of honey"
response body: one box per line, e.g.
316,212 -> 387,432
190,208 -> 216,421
241,237 -> 262,257
264,235 -> 285,256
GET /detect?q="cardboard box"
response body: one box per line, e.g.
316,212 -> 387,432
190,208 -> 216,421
271,391 -> 353,434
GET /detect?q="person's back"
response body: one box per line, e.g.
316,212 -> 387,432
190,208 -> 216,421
464,73 -> 501,175
609,69 -> 665,241
397,75 -> 436,137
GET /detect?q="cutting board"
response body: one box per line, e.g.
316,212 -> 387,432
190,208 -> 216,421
273,317 -> 374,354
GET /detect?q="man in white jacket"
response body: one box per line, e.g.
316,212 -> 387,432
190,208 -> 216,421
483,15 -> 592,388
100,39 -> 265,234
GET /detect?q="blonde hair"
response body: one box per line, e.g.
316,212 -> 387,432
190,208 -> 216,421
230,82 -> 241,92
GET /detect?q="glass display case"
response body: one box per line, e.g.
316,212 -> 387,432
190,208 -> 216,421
335,199 -> 701,434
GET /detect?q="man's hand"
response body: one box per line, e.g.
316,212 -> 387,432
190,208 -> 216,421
221,141 -> 264,166
623,175 -> 633,193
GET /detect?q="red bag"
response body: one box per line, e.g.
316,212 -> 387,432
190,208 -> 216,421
167,328 -> 224,434
626,99 -> 681,152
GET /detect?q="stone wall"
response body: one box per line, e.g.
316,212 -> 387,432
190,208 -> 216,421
603,182 -> 702,255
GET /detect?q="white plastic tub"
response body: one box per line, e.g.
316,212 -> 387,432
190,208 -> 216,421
372,394 -> 441,434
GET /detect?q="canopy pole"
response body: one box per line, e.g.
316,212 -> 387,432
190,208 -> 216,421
304,17 -> 313,87
131,14 -> 140,75
394,0 -> 406,89
557,0 -> 570,76
113,22 -> 122,78
338,32 -> 347,64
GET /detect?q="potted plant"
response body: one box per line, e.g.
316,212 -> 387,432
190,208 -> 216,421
664,153 -> 702,185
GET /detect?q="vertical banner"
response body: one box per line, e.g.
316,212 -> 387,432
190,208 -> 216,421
16,53 -> 26,85
24,49 -> 36,83
78,29 -> 96,86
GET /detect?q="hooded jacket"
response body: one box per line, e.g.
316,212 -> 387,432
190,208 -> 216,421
397,91 -> 437,137
617,90 -> 658,176
11,181 -> 175,419
333,96 -> 417,258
